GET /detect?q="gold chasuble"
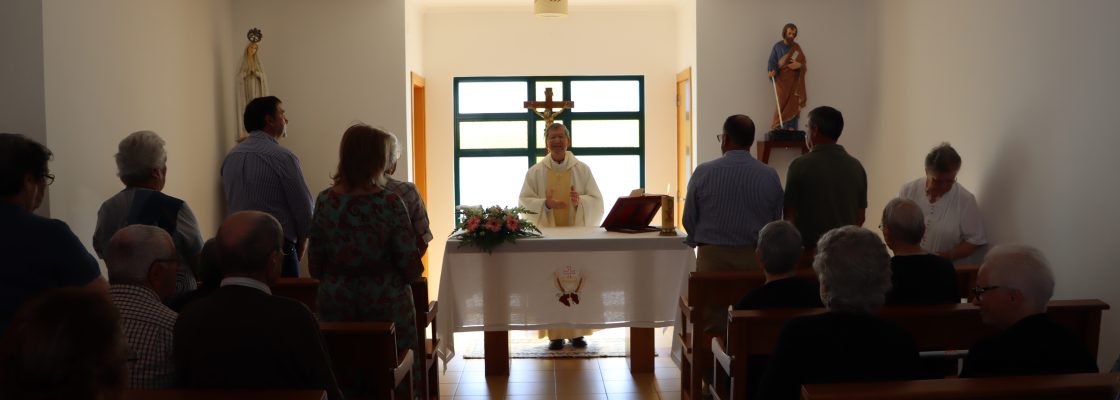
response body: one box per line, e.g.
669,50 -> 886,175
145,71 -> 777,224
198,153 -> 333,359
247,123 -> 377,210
546,168 -> 573,226
519,151 -> 605,341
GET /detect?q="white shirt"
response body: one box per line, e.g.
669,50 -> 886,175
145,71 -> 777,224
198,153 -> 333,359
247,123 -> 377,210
220,277 -> 272,295
898,178 -> 987,256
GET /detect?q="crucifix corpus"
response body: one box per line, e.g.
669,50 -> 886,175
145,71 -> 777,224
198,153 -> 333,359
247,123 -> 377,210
523,88 -> 574,126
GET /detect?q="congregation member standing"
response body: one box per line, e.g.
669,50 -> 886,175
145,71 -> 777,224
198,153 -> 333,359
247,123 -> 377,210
221,96 -> 313,277
898,143 -> 987,262
105,225 -> 180,389
94,130 -> 203,297
961,245 -> 1098,377
783,106 -> 867,252
385,132 -> 433,256
519,122 -> 605,350
0,133 -> 106,335
880,198 -> 960,305
308,124 -> 423,396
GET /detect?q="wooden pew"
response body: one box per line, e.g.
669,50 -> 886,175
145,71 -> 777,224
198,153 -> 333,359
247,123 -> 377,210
711,299 -> 1110,400
411,277 -> 439,400
677,270 -> 771,400
801,372 -> 1120,400
272,277 -> 320,313
124,390 -> 327,400
955,264 -> 979,301
320,321 -> 414,400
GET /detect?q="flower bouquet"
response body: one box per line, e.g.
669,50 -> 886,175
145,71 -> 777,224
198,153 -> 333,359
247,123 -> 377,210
450,205 -> 543,254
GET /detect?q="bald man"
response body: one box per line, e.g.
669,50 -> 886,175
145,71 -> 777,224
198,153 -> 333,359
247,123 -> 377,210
174,211 -> 341,399
960,245 -> 1098,377
106,224 -> 179,389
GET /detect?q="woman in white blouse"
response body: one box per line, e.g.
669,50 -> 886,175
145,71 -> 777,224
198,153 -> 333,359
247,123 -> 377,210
897,143 -> 986,261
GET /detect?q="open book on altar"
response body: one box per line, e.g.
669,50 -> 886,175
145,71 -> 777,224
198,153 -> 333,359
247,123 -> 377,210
600,192 -> 663,233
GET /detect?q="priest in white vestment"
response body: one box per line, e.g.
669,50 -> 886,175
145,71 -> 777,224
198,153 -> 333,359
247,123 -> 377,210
518,122 -> 605,350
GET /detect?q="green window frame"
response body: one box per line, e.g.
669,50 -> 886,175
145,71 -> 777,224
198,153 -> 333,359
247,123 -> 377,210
453,75 -> 646,210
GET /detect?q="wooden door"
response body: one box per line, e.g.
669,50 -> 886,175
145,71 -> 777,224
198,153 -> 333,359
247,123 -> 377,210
675,68 -> 693,232
411,72 -> 429,275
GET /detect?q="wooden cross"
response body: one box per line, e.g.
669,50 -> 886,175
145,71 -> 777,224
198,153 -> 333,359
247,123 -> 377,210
523,87 -> 574,126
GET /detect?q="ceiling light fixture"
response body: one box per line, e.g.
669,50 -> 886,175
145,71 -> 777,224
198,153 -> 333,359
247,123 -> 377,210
534,0 -> 568,18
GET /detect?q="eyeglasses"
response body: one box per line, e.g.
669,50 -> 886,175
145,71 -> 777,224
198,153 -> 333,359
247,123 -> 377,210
716,133 -> 724,144
971,285 -> 1004,299
42,173 -> 55,186
148,257 -> 179,273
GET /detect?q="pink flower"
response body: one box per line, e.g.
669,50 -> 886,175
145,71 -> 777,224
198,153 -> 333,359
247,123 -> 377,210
486,218 -> 502,232
466,216 -> 481,232
505,215 -> 520,231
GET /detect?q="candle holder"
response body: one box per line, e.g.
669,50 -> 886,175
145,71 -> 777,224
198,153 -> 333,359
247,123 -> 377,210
659,195 -> 676,236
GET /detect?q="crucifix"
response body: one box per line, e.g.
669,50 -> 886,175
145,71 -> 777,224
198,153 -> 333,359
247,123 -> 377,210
523,87 -> 574,126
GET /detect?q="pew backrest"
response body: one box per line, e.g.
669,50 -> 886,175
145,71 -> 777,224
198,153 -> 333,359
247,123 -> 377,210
272,277 -> 320,313
800,372 -> 1120,400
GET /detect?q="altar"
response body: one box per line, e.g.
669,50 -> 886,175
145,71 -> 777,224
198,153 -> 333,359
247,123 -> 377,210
435,226 -> 695,375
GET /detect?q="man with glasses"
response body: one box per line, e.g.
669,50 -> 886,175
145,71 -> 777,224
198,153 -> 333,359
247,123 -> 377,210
960,245 -> 1098,377
683,115 -> 783,334
0,133 -> 106,335
105,224 -> 180,388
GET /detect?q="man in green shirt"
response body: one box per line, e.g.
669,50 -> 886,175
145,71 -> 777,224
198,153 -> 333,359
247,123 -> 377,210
783,106 -> 867,250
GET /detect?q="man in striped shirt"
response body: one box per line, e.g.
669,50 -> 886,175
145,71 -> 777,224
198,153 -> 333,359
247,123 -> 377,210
106,224 -> 180,389
221,96 -> 313,277
683,114 -> 784,273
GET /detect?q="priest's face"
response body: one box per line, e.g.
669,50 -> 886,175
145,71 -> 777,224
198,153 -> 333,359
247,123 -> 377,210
546,127 -> 570,161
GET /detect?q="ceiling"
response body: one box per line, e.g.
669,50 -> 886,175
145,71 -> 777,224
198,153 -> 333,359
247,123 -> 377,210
409,0 -> 681,11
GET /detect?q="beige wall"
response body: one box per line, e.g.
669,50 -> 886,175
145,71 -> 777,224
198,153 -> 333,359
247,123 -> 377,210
676,0 -> 697,173
697,0 -> 1120,369
230,0 -> 408,193
422,6 -> 680,295
1,0 -> 48,215
41,0 -> 235,270
869,0 -> 1120,369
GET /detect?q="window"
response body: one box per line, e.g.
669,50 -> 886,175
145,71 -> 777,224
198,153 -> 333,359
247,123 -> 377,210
454,76 -> 645,224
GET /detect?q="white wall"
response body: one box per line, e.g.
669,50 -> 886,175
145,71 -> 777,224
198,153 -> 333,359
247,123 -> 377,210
869,0 -> 1120,369
676,0 -> 697,171
697,0 -> 1120,369
405,1 -> 425,181
230,0 -> 409,196
422,6 -> 680,296
41,0 -> 235,267
1,0 -> 48,215
697,0 -> 880,184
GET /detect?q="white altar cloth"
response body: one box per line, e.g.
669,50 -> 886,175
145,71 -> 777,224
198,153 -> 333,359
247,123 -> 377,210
435,226 -> 695,362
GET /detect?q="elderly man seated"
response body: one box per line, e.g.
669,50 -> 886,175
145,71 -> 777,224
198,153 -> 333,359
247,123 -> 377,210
881,198 -> 960,305
734,220 -> 822,310
105,224 -> 180,388
757,226 -> 920,400
174,211 -> 341,399
94,130 -> 203,299
960,245 -> 1098,377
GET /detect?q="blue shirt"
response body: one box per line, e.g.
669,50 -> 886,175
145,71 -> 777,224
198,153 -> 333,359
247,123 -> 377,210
683,150 -> 784,247
221,131 -> 313,243
0,202 -> 101,334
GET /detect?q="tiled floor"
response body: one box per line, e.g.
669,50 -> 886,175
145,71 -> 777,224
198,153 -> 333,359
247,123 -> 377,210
438,328 -> 680,400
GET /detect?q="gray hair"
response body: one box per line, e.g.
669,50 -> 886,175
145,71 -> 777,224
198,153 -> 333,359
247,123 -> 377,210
757,220 -> 803,275
813,226 -> 892,314
925,142 -> 962,173
105,224 -> 175,285
982,245 -> 1055,312
387,131 -> 401,162
115,131 -> 167,186
881,198 -> 925,245
545,122 -> 570,138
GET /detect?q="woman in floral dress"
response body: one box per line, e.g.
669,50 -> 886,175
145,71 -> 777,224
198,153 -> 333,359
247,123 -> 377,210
309,124 -> 423,397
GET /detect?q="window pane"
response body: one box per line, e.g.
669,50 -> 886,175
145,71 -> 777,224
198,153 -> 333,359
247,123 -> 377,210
579,155 -> 642,225
534,81 -> 564,103
571,80 -> 640,112
571,120 -> 639,148
458,81 -> 528,114
535,121 -> 546,149
459,157 -> 528,208
459,121 -> 528,149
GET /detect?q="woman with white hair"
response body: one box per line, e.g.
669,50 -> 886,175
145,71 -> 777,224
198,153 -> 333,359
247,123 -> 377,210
93,131 -> 202,298
757,226 -> 920,400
